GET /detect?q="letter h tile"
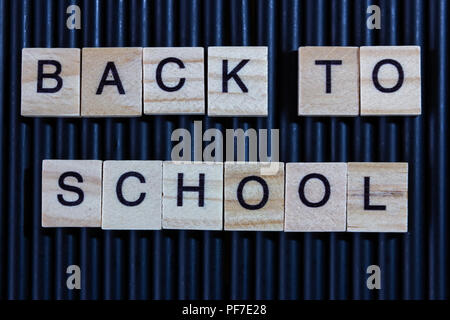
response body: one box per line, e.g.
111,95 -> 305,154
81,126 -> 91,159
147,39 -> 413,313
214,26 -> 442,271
162,161 -> 224,230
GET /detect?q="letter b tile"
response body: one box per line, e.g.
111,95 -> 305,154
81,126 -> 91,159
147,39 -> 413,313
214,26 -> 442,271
224,162 -> 284,231
207,46 -> 268,116
102,161 -> 162,230
42,160 -> 102,227
162,161 -> 224,230
21,48 -> 81,117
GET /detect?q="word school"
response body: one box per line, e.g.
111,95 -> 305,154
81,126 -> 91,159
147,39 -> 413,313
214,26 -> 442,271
42,160 -> 408,233
22,46 -> 421,117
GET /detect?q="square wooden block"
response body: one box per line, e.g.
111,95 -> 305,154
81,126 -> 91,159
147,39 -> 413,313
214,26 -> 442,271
347,162 -> 408,232
143,47 -> 205,114
207,46 -> 268,116
224,162 -> 284,231
81,47 -> 142,117
42,160 -> 102,227
162,161 -> 223,230
102,161 -> 162,230
21,48 -> 80,117
360,46 -> 421,115
298,46 -> 359,116
285,163 -> 347,232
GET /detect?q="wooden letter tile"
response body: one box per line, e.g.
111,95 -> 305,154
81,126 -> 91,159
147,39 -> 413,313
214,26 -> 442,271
298,47 -> 359,116
285,163 -> 347,232
21,48 -> 80,117
143,47 -> 205,114
162,161 -> 223,230
81,47 -> 142,117
224,162 -> 284,231
347,162 -> 408,232
360,46 -> 421,115
102,161 -> 162,230
42,160 -> 102,227
207,46 -> 268,116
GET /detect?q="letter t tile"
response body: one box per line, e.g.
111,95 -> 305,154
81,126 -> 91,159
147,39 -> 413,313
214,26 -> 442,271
298,46 -> 359,116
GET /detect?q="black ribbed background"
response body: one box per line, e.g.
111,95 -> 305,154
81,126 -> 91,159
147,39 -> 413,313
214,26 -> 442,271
0,0 -> 448,300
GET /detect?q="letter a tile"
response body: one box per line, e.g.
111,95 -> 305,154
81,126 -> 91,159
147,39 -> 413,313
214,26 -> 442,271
162,161 -> 224,230
207,46 -> 268,116
81,47 -> 142,117
42,160 -> 102,227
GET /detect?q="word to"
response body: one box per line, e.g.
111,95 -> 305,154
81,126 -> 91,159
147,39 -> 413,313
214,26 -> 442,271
42,160 -> 408,232
22,46 -> 421,117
